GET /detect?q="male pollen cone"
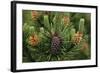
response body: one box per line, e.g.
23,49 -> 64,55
72,31 -> 83,44
32,11 -> 39,20
28,34 -> 40,46
63,16 -> 70,25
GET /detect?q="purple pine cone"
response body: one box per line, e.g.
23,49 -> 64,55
51,36 -> 61,55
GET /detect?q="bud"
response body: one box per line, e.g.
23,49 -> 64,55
70,28 -> 76,39
23,23 -> 30,32
29,26 -> 35,35
39,27 -> 45,38
79,18 -> 85,33
40,27 -> 44,33
44,15 -> 50,30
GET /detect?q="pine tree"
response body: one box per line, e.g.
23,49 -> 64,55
22,10 -> 91,62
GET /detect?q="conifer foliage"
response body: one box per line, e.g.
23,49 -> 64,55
22,10 -> 91,62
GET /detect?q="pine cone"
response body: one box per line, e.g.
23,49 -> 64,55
32,11 -> 39,20
51,33 -> 62,55
63,16 -> 70,25
28,34 -> 40,46
72,31 -> 83,45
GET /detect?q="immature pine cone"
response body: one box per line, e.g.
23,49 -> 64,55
32,11 -> 39,20
28,34 -> 40,46
51,33 -> 62,55
63,16 -> 70,25
72,31 -> 83,45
